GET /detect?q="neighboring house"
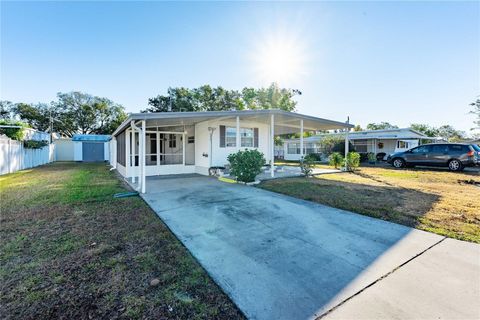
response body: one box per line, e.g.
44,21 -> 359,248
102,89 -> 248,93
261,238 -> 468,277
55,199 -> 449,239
110,110 -> 353,193
54,134 -> 111,162
281,128 -> 436,161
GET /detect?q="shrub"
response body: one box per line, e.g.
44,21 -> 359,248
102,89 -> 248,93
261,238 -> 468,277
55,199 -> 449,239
306,153 -> 322,161
227,149 -> 266,183
367,152 -> 376,163
359,153 -> 369,163
329,152 -> 344,168
23,140 -> 49,149
346,152 -> 361,171
300,154 -> 316,177
0,119 -> 28,141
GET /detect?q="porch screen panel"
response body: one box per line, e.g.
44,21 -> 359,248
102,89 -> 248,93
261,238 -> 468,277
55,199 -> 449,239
116,131 -> 126,166
352,139 -> 368,153
146,133 -> 157,166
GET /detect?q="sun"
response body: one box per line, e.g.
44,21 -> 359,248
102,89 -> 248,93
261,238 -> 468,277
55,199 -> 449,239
250,31 -> 308,86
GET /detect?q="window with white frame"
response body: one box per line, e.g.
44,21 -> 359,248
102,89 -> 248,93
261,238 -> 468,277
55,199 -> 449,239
287,143 -> 300,154
225,127 -> 255,147
397,140 -> 408,149
240,128 -> 254,147
225,127 -> 237,147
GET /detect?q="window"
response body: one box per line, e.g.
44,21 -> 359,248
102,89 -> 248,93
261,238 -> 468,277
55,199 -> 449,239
287,143 -> 300,154
240,128 -> 254,147
397,141 -> 408,149
305,143 -> 316,154
225,127 -> 236,147
225,127 -> 254,147
412,145 -> 431,153
432,145 -> 448,153
448,144 -> 469,153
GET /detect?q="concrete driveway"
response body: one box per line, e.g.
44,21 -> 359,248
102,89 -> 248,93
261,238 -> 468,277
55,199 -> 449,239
141,175 -> 480,320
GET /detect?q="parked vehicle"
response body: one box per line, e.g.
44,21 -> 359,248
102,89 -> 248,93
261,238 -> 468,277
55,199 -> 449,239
387,143 -> 480,171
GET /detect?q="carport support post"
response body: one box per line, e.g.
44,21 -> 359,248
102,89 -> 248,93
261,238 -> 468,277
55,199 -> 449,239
300,119 -> 304,158
344,131 -> 349,168
131,121 -> 136,184
125,130 -> 130,178
270,114 -> 275,177
236,116 -> 240,151
112,137 -> 117,169
141,120 -> 146,194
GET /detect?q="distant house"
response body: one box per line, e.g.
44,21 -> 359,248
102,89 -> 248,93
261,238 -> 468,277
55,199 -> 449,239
280,128 -> 436,161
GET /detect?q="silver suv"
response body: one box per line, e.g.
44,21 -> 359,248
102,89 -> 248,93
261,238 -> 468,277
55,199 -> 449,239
387,143 -> 480,171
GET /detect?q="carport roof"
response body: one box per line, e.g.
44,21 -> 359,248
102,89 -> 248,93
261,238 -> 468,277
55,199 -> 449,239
112,109 -> 353,136
72,134 -> 111,142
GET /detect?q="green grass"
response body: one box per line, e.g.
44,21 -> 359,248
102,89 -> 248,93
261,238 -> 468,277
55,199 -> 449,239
259,166 -> 480,243
0,162 -> 243,319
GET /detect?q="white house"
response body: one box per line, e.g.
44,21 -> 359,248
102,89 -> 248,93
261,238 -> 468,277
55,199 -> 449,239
281,128 -> 436,161
110,110 -> 353,193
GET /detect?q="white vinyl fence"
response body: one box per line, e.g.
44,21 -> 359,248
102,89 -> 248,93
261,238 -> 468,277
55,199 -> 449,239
0,138 -> 55,175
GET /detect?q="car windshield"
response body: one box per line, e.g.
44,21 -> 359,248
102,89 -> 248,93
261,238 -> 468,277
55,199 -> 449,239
472,144 -> 480,151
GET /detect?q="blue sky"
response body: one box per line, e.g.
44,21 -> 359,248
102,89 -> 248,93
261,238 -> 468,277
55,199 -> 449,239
1,1 -> 479,133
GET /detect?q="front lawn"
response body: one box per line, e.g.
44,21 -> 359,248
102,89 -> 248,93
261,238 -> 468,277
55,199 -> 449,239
259,166 -> 480,243
0,162 -> 243,319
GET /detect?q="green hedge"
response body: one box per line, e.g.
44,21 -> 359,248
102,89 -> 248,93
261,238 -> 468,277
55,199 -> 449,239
23,140 -> 49,149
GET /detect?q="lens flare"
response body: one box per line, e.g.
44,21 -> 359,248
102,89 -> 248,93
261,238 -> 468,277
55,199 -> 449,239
250,29 -> 309,86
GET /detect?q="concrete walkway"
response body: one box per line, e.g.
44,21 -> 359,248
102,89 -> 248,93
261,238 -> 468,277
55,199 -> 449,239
140,175 -> 480,320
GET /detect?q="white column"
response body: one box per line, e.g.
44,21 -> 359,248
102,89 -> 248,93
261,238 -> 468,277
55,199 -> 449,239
156,132 -> 160,166
141,120 -> 146,194
300,119 -> 304,158
125,130 -> 130,178
182,132 -> 186,166
131,121 -> 136,183
236,116 -> 240,151
112,137 -> 117,169
270,114 -> 275,177
345,131 -> 349,161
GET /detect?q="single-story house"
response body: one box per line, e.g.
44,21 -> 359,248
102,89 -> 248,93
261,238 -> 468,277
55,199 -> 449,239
280,128 -> 436,161
110,110 -> 353,193
55,134 -> 111,162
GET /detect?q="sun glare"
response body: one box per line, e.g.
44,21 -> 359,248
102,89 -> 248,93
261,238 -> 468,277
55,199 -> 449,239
251,31 -> 309,86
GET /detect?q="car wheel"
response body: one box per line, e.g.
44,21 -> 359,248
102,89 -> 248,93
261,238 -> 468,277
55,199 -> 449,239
392,158 -> 405,168
448,159 -> 463,172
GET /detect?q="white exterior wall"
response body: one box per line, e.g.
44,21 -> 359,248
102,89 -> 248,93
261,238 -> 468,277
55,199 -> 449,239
103,142 -> 110,161
194,119 -> 271,175
54,139 -> 74,161
370,139 -> 396,155
73,141 -> 83,161
109,139 -> 116,166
